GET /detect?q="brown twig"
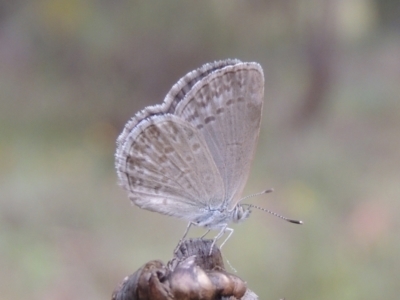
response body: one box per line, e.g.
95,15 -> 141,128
111,239 -> 258,300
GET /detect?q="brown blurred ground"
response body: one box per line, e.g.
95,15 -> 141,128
1,1 -> 400,299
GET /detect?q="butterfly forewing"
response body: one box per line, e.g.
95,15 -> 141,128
164,59 -> 242,113
173,62 -> 264,210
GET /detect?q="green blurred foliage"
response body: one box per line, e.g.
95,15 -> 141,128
0,0 -> 399,299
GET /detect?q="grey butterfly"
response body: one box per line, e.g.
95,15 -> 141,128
115,59 -> 266,253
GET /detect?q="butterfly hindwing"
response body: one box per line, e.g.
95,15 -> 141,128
116,114 -> 225,220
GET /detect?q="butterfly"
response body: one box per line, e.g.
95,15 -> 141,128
115,59 -> 299,254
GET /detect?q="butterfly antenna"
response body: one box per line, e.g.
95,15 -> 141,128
239,188 -> 274,202
240,188 -> 302,224
243,203 -> 303,224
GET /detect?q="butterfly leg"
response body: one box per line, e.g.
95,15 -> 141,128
209,224 -> 230,255
174,221 -> 196,254
219,227 -> 234,249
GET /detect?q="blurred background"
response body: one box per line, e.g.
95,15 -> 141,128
1,1 -> 399,299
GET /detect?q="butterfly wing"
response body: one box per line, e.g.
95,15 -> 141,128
116,114 -> 225,221
115,59 -> 241,151
116,60 -> 264,217
173,62 -> 264,210
163,59 -> 242,113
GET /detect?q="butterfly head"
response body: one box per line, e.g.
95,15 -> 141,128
231,204 -> 252,224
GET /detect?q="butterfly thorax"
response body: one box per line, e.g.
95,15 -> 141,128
194,204 -> 251,229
